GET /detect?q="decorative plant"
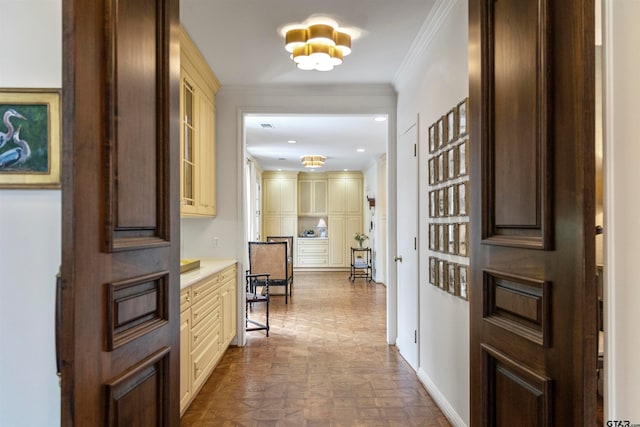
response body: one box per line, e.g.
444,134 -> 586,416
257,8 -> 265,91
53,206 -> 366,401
353,232 -> 369,248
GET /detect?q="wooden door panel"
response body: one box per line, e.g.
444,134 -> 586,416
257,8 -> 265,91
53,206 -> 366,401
470,0 -> 595,425
106,347 -> 170,427
105,0 -> 171,250
61,0 -> 180,425
482,344 -> 552,427
110,0 -> 159,229
480,0 -> 551,249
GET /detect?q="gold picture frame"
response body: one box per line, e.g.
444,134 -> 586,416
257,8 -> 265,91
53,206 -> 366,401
457,98 -> 468,137
0,89 -> 61,189
447,108 -> 458,143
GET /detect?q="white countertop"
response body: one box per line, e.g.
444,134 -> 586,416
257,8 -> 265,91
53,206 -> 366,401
180,258 -> 237,289
298,236 -> 329,240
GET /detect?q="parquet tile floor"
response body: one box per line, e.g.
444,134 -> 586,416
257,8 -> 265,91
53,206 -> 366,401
181,271 -> 451,427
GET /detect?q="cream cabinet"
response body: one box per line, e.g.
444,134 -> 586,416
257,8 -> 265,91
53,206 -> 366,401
297,238 -> 329,267
327,172 -> 363,267
262,171 -> 298,238
179,289 -> 192,413
328,172 -> 362,215
180,27 -> 220,217
298,174 -> 327,216
180,263 -> 237,415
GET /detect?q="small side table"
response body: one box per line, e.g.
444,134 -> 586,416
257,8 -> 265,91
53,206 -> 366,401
350,247 -> 372,283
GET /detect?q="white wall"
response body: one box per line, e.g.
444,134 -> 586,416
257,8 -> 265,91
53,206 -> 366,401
393,0 -> 469,425
603,0 -> 640,422
0,2 -> 62,426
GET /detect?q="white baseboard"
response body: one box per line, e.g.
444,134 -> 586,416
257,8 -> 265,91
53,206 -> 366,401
417,367 -> 467,427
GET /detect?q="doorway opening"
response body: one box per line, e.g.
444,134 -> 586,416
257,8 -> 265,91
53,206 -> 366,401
240,112 -> 391,345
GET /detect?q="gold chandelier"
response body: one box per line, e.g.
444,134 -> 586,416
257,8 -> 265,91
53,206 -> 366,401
284,18 -> 352,71
301,155 -> 326,168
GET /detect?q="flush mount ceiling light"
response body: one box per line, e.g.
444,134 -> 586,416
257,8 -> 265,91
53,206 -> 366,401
301,155 -> 326,168
283,17 -> 352,72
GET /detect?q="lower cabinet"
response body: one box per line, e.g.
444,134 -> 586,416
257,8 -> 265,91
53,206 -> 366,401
180,263 -> 237,415
297,238 -> 329,267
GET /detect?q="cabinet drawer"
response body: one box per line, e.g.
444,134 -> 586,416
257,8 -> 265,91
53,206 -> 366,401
219,265 -> 236,284
191,305 -> 220,352
192,329 -> 221,390
298,257 -> 329,266
180,288 -> 191,313
191,274 -> 219,305
298,243 -> 328,255
191,289 -> 220,327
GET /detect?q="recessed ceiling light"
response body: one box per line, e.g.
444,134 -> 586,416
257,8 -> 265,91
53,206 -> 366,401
288,140 -> 297,144
343,169 -> 349,171
374,116 -> 386,122
357,148 -> 365,152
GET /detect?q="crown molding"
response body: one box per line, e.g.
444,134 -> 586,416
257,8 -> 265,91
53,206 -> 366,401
392,0 -> 459,86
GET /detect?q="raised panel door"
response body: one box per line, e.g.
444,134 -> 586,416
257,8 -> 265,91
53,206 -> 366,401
263,179 -> 281,215
221,277 -> 237,346
313,180 -> 327,215
469,0 -> 596,424
280,178 -> 297,214
328,216 -> 346,266
298,180 -> 313,215
263,215 -> 281,237
344,178 -> 362,214
281,215 -> 297,237
179,310 -> 191,414
61,0 -> 180,424
328,179 -> 346,214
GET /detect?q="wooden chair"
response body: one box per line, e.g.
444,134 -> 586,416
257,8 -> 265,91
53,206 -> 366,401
248,241 -> 291,303
245,271 -> 269,336
266,235 -> 294,296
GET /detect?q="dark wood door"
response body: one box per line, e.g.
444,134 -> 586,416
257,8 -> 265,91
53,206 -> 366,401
59,0 -> 180,425
469,0 -> 596,425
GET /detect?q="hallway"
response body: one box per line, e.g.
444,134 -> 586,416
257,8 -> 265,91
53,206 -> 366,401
181,271 -> 451,426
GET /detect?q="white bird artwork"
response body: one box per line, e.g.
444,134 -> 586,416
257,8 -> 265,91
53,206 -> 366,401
0,125 -> 31,169
0,109 -> 27,150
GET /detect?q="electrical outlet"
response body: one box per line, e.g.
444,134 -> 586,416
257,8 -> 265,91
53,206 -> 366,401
213,237 -> 219,248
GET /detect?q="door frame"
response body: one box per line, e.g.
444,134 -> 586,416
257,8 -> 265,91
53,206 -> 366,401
237,106 -> 397,345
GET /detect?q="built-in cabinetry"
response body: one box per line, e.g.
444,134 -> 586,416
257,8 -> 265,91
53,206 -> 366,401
180,261 -> 237,415
262,171 -> 298,237
327,172 -> 363,267
180,27 -> 220,217
297,238 -> 329,267
298,173 -> 327,216
263,171 -> 362,268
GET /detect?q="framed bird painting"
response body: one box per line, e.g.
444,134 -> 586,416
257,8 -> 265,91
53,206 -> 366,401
0,89 -> 61,188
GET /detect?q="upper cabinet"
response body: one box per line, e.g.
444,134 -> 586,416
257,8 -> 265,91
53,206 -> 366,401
262,171 -> 298,238
263,171 -> 298,215
328,172 -> 362,215
298,173 -> 327,216
180,27 -> 220,217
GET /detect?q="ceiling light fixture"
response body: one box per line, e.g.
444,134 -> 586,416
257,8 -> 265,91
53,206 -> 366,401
284,18 -> 352,72
301,155 -> 326,168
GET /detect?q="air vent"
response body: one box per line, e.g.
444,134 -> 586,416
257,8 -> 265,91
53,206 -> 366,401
278,158 -> 286,161
260,123 -> 274,129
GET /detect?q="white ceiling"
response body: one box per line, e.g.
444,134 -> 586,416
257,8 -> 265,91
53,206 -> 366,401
180,0 -> 438,171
